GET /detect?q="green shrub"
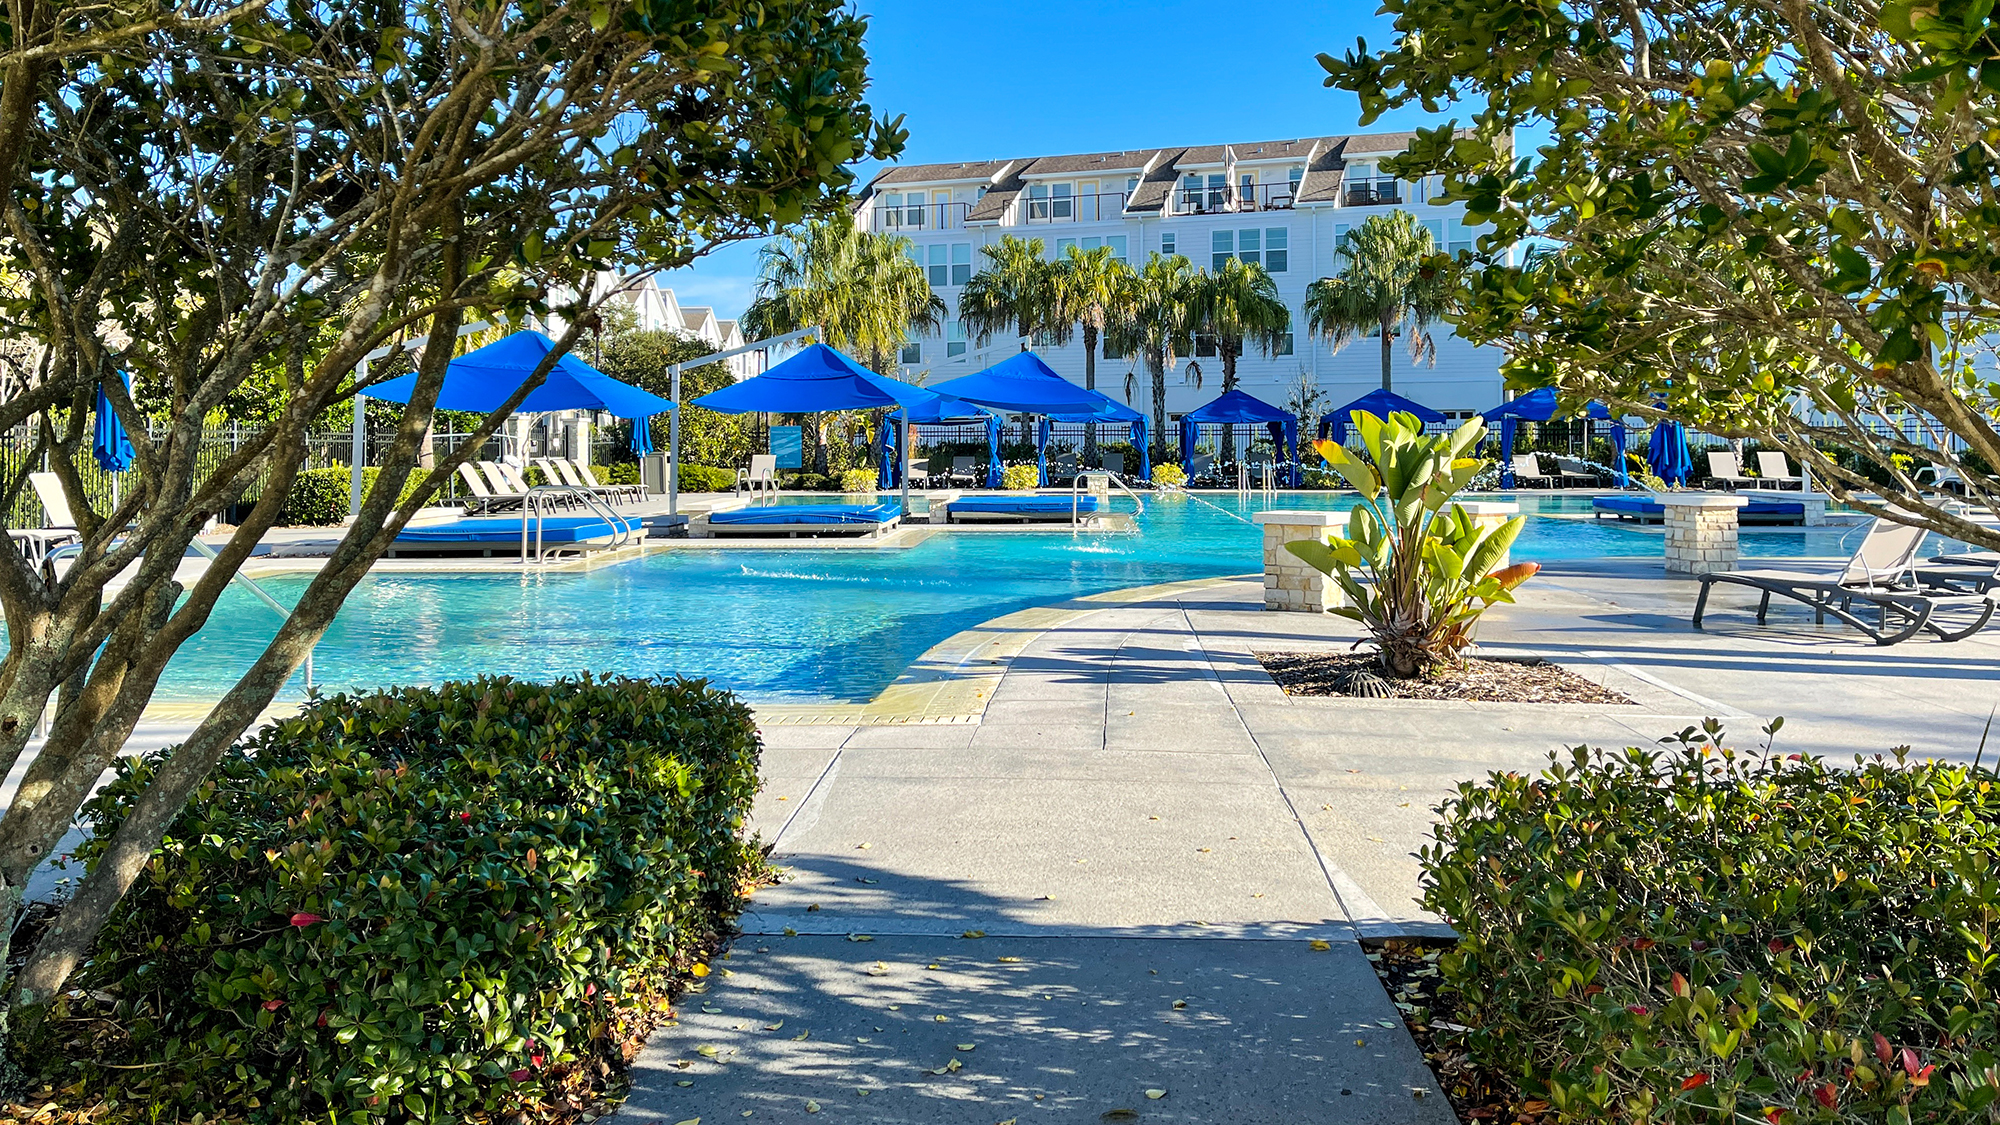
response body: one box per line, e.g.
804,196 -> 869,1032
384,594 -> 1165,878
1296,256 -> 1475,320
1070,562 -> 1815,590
782,471 -> 836,491
280,467 -> 428,525
1000,463 -> 1039,491
678,464 -> 736,492
34,675 -> 763,1123
1425,724 -> 2000,1124
1152,463 -> 1188,487
838,467 -> 878,493
591,461 -> 639,486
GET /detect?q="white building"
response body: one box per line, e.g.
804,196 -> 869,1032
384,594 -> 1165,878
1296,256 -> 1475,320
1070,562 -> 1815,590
852,133 -> 1509,423
581,272 -> 755,377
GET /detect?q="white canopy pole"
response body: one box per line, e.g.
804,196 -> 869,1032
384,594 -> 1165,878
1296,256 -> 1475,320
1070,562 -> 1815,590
661,324 -> 823,518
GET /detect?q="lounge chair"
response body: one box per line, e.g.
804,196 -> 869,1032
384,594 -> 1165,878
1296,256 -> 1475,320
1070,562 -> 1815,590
541,457 -> 641,504
486,461 -> 574,509
567,459 -> 644,503
1186,452 -> 1215,486
1102,452 -> 1126,477
456,462 -> 525,513
1554,457 -> 1603,488
1755,451 -> 1804,490
1511,453 -> 1555,488
1693,517 -> 1997,644
948,456 -> 978,487
12,472 -> 83,562
737,454 -> 776,497
1047,451 -> 1079,485
1704,451 -> 1759,491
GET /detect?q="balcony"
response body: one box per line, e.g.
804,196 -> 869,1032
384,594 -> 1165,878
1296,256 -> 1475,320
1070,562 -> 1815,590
1019,190 -> 1130,224
871,201 -> 972,232
1169,182 -> 1299,216
1342,182 -> 1403,207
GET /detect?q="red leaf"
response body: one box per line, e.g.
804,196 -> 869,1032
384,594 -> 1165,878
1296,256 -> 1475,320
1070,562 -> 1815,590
1815,1083 -> 1837,1109
1901,1047 -> 1920,1076
289,912 -> 322,928
262,999 -> 284,1011
510,1068 -> 531,1082
1626,1004 -> 1651,1016
1681,1073 -> 1709,1091
531,1054 -> 545,1068
1767,939 -> 1785,954
1912,1064 -> 1934,1088
1670,972 -> 1690,998
1873,1033 -> 1892,1064
1765,1110 -> 1784,1124
459,811 -> 472,821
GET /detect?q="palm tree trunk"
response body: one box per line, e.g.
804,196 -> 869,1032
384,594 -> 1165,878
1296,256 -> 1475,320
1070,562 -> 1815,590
1379,315 -> 1393,392
1083,324 -> 1098,467
1149,348 -> 1168,453
1220,345 -> 1239,462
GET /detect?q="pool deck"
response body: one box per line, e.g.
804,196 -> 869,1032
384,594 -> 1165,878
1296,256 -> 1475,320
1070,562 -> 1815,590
613,557 -> 2000,1125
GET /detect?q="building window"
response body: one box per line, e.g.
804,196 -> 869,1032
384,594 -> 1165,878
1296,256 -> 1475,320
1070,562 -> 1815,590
927,244 -> 948,287
1212,229 -> 1233,271
1161,231 -> 1176,257
901,341 -> 922,364
952,242 -> 972,284
1104,336 -> 1125,359
906,243 -> 923,269
1056,237 -> 1076,257
1195,333 -> 1217,358
1207,173 -> 1227,210
1265,227 -> 1288,272
1027,183 -> 1050,220
1276,331 -> 1294,356
947,320 -> 967,358
1237,228 -> 1261,267
1051,182 -> 1073,220
1107,234 -> 1128,263
1448,220 -> 1473,256
881,191 -> 903,227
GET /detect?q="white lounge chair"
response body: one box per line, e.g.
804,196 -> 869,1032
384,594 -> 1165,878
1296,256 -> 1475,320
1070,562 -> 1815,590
11,472 -> 83,562
737,454 -> 777,497
1705,451 -> 1759,491
1553,456 -> 1603,488
565,459 -> 644,503
454,462 -> 520,513
1511,453 -> 1555,487
1693,517 -> 1996,644
948,456 -> 978,487
1755,451 -> 1803,490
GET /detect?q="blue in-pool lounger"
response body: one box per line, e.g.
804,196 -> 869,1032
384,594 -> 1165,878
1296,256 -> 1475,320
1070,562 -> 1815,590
947,496 -> 1102,523
386,516 -> 627,558
704,502 -> 902,537
1593,496 -> 1806,525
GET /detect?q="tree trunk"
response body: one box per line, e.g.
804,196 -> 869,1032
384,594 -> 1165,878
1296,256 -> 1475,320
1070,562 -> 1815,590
812,412 -> 828,476
1380,315 -> 1394,392
1149,348 -> 1168,455
1220,344 -> 1240,462
1083,325 -> 1098,467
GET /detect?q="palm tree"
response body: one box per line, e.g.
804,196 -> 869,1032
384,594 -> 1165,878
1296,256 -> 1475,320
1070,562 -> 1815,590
1053,244 -> 1133,465
743,219 -> 945,471
958,235 -> 1065,351
1192,258 -> 1292,460
1106,252 -> 1198,448
1302,211 -> 1450,393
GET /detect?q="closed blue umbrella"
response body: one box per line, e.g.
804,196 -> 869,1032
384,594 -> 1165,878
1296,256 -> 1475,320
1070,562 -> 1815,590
1648,420 -> 1691,486
1586,401 -> 1629,488
630,415 -> 656,457
93,371 -> 136,473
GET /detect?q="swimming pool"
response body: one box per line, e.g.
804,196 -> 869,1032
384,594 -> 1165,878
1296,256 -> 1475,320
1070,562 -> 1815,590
159,492 -> 1874,704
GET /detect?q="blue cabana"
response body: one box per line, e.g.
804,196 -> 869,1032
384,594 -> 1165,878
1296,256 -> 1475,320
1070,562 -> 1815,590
1042,398 -> 1150,481
1585,401 -> 1630,488
364,330 -> 672,418
1648,419 -> 1692,487
1481,388 -> 1561,489
1318,389 -> 1447,444
879,393 -> 1000,488
929,351 -> 1110,413
1179,389 -> 1300,486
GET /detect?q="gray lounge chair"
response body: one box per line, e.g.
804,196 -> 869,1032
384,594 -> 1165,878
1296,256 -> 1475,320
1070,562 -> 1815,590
1511,453 -> 1555,488
1186,452 -> 1215,485
1047,450 -> 1079,484
949,456 -> 978,487
1553,457 -> 1602,488
1693,517 -> 1997,644
12,472 -> 83,562
1704,451 -> 1759,491
1755,451 -> 1804,490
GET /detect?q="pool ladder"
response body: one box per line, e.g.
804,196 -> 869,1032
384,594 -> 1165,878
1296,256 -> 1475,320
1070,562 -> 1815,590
1237,462 -> 1276,507
521,485 -> 638,564
1071,472 -> 1147,525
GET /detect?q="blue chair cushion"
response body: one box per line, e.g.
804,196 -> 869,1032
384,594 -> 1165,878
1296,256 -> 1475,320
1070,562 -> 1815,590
949,497 -> 1101,514
707,503 -> 902,526
396,517 -> 618,544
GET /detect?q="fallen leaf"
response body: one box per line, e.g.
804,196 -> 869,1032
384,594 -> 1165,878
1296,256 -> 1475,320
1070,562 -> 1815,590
934,1015 -> 949,1022
1101,1110 -> 1140,1122
783,927 -> 798,937
1196,847 -> 1211,853
947,1058 -> 963,1072
847,934 -> 874,942
691,964 -> 711,978
742,1113 -> 753,1119
1145,1088 -> 1167,1100
1367,836 -> 1384,843
957,1043 -> 976,1051
856,842 -> 871,849
674,1118 -> 701,1125
1172,1000 -> 1187,1010
805,1100 -> 821,1113
856,877 -> 879,884
675,1080 -> 694,1087
764,1020 -> 784,1031
1378,1019 -> 1398,1028
695,1045 -> 719,1057
962,930 -> 986,939
1309,940 -> 1331,952
793,1030 -> 810,1041
998,956 -> 1022,963
807,904 -> 821,912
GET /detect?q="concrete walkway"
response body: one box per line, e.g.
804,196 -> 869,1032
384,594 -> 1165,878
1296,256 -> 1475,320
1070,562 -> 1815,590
618,558 -> 1998,1124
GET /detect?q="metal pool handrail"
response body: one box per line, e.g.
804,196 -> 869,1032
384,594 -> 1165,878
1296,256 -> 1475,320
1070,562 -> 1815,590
520,485 -> 637,564
1072,471 -> 1148,525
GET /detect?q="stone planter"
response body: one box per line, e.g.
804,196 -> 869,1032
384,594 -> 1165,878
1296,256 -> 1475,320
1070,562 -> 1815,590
1251,509 -> 1350,612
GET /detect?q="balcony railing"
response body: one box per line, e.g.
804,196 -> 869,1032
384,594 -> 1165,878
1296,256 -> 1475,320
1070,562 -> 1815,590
1019,190 -> 1130,224
1169,182 -> 1300,216
1342,182 -> 1403,207
871,201 -> 972,232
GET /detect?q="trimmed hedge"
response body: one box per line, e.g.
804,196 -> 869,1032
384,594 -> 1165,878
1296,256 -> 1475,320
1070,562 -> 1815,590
34,675 -> 763,1123
678,464 -> 736,493
280,467 -> 426,525
1425,724 -> 2000,1123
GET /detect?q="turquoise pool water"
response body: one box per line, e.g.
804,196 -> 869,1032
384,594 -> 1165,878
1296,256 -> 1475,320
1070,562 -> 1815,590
161,492 -> 1874,704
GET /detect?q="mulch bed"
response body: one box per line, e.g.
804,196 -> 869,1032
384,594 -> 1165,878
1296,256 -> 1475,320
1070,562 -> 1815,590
1255,651 -> 1635,705
1366,937 -> 1548,1123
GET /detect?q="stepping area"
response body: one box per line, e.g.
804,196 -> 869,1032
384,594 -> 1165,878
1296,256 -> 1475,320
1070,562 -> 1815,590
618,558 -> 2000,1123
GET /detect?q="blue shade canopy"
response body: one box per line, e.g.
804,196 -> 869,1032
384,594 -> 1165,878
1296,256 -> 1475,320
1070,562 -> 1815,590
929,351 -> 1112,413
1481,387 -> 1560,422
878,396 -> 1001,487
1318,388 -> 1447,443
93,371 -> 135,473
1179,390 -> 1299,486
693,343 -> 943,414
1648,420 -> 1692,486
362,331 -> 672,418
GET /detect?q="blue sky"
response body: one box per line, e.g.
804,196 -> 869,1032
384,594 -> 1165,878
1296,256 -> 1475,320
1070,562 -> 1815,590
658,1 -> 1473,321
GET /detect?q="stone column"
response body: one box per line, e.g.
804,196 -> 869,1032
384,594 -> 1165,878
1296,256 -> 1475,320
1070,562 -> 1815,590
1660,493 -> 1748,575
1252,510 -> 1350,612
1453,501 -> 1520,573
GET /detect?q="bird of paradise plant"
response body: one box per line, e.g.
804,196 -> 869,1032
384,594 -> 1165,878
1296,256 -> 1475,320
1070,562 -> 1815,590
1286,411 -> 1540,677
